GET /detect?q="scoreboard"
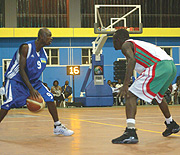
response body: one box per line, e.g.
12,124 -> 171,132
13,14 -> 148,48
67,65 -> 80,75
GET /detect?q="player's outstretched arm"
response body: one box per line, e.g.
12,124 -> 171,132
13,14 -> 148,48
19,44 -> 40,99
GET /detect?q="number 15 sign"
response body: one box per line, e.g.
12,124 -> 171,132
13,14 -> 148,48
67,66 -> 80,75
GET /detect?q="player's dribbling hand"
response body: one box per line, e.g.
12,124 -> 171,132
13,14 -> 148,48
29,88 -> 40,99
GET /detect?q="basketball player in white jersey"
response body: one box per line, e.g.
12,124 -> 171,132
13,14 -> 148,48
112,29 -> 179,144
0,28 -> 74,136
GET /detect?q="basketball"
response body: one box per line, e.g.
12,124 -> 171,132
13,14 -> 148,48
26,95 -> 45,112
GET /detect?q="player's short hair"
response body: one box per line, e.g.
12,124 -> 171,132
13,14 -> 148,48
38,28 -> 48,39
38,28 -> 43,39
113,29 -> 129,40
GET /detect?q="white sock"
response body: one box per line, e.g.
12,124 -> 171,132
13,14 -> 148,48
126,119 -> 135,129
165,116 -> 173,124
54,121 -> 61,126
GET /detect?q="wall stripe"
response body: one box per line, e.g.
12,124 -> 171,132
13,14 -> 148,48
0,28 -> 180,38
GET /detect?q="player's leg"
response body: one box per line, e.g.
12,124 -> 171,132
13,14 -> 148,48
0,79 -> 29,123
112,67 -> 155,144
112,64 -> 163,144
46,101 -> 59,122
156,60 -> 179,137
112,91 -> 139,144
46,101 -> 74,136
33,82 -> 59,122
125,91 -> 137,119
158,98 -> 171,118
157,97 -> 180,137
36,82 -> 74,136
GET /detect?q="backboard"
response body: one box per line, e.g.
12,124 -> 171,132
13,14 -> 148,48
94,5 -> 143,34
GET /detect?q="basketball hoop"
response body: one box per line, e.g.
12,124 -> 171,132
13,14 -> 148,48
94,5 -> 143,34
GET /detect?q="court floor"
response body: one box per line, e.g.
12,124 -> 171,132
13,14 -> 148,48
0,105 -> 180,155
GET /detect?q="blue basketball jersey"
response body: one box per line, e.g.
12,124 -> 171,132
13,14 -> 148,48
5,40 -> 47,83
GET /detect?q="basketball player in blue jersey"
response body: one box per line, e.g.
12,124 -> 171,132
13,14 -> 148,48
0,28 -> 74,136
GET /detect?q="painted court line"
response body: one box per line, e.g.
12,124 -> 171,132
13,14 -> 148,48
17,111 -> 180,137
5,119 -> 52,123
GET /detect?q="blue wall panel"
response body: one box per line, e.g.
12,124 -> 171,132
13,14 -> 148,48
59,48 -> 69,65
157,37 -> 180,46
71,38 -> 95,47
72,48 -> 81,65
103,47 -> 125,65
50,38 -> 70,47
43,67 -> 70,88
0,38 -> 33,48
0,48 -> 17,61
172,47 -> 179,64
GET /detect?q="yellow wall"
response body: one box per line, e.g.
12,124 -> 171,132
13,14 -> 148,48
0,28 -> 180,38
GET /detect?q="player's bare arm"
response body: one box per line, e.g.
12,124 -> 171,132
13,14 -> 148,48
19,44 -> 40,98
120,42 -> 136,97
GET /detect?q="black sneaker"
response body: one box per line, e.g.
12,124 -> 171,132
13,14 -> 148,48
112,128 -> 139,144
162,120 -> 180,137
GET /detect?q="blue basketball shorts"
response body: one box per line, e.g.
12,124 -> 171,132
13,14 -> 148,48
1,79 -> 54,110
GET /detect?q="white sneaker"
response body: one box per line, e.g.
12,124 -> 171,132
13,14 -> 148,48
54,124 -> 74,136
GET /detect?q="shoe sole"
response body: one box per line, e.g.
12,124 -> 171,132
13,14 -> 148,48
112,139 -> 139,144
163,126 -> 180,137
54,132 -> 74,136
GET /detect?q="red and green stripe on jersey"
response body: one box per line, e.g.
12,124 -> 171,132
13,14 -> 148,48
134,44 -> 161,68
